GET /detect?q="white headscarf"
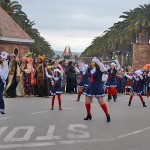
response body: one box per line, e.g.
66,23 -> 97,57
54,69 -> 62,74
92,57 -> 106,72
92,57 -> 101,67
110,62 -> 116,67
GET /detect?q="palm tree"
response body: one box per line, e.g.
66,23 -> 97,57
81,3 -> 150,61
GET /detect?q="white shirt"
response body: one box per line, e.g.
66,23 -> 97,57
0,60 -> 9,84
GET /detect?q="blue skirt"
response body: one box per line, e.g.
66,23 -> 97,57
130,85 -> 142,95
105,79 -> 116,87
50,86 -> 63,96
78,81 -> 89,88
83,83 -> 105,98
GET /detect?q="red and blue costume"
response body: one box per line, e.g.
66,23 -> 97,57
45,69 -> 63,110
83,57 -> 111,122
125,70 -> 147,107
105,61 -> 121,102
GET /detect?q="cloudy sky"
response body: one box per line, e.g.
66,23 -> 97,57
19,0 -> 149,52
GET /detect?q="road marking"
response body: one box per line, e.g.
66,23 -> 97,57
0,137 -> 134,149
0,127 -> 8,136
0,117 -> 12,120
118,126 -> 150,139
63,107 -> 77,110
68,124 -> 90,139
30,111 -> 49,115
0,125 -> 150,148
36,126 -> 60,141
4,126 -> 35,142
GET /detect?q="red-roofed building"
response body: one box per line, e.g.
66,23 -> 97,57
0,6 -> 34,56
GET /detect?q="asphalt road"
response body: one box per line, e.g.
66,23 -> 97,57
0,94 -> 150,150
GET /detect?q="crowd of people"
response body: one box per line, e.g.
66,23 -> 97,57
0,51 -> 150,122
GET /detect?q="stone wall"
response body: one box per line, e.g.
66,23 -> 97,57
0,43 -> 30,56
132,43 -> 150,69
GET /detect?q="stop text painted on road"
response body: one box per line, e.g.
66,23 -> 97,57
0,124 -> 90,143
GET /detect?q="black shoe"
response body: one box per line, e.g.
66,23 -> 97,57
113,95 -> 117,102
1,112 -> 5,115
84,115 -> 92,120
128,101 -> 131,106
143,102 -> 147,107
106,114 -> 111,122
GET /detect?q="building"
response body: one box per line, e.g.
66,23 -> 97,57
0,6 -> 34,56
132,33 -> 150,69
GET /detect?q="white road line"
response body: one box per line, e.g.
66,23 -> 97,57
118,126 -> 150,139
0,117 -> 12,120
30,111 -> 49,115
0,126 -> 150,149
0,139 -> 113,149
63,107 -> 77,110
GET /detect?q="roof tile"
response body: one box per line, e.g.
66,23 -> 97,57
0,6 -> 32,40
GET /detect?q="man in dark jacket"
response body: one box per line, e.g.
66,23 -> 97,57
66,61 -> 76,93
142,71 -> 148,96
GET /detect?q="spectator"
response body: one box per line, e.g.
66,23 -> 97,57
142,71 -> 148,96
66,61 -> 76,93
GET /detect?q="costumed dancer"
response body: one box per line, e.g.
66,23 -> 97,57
105,60 -> 121,102
45,68 -> 63,110
125,70 -> 147,107
0,51 -> 9,114
36,55 -> 48,97
124,66 -> 133,94
83,57 -> 111,122
5,54 -> 21,98
75,60 -> 89,101
21,57 -> 32,96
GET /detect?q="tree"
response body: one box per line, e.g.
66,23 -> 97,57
81,3 -> 150,59
0,0 -> 55,58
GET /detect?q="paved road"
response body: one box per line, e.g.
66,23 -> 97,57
0,94 -> 150,150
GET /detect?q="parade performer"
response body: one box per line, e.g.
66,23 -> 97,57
0,51 -> 9,114
83,57 -> 111,122
36,55 -> 49,97
5,54 -> 21,98
105,60 -> 121,102
45,68 -> 63,110
75,61 -> 89,101
124,66 -> 132,94
125,70 -> 147,107
21,57 -> 32,96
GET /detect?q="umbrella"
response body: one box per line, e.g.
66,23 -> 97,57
142,64 -> 150,70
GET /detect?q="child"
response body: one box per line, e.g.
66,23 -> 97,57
105,60 -> 121,102
45,68 -> 63,110
125,70 -> 147,107
75,61 -> 89,101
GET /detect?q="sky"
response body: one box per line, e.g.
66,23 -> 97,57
19,0 -> 150,53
